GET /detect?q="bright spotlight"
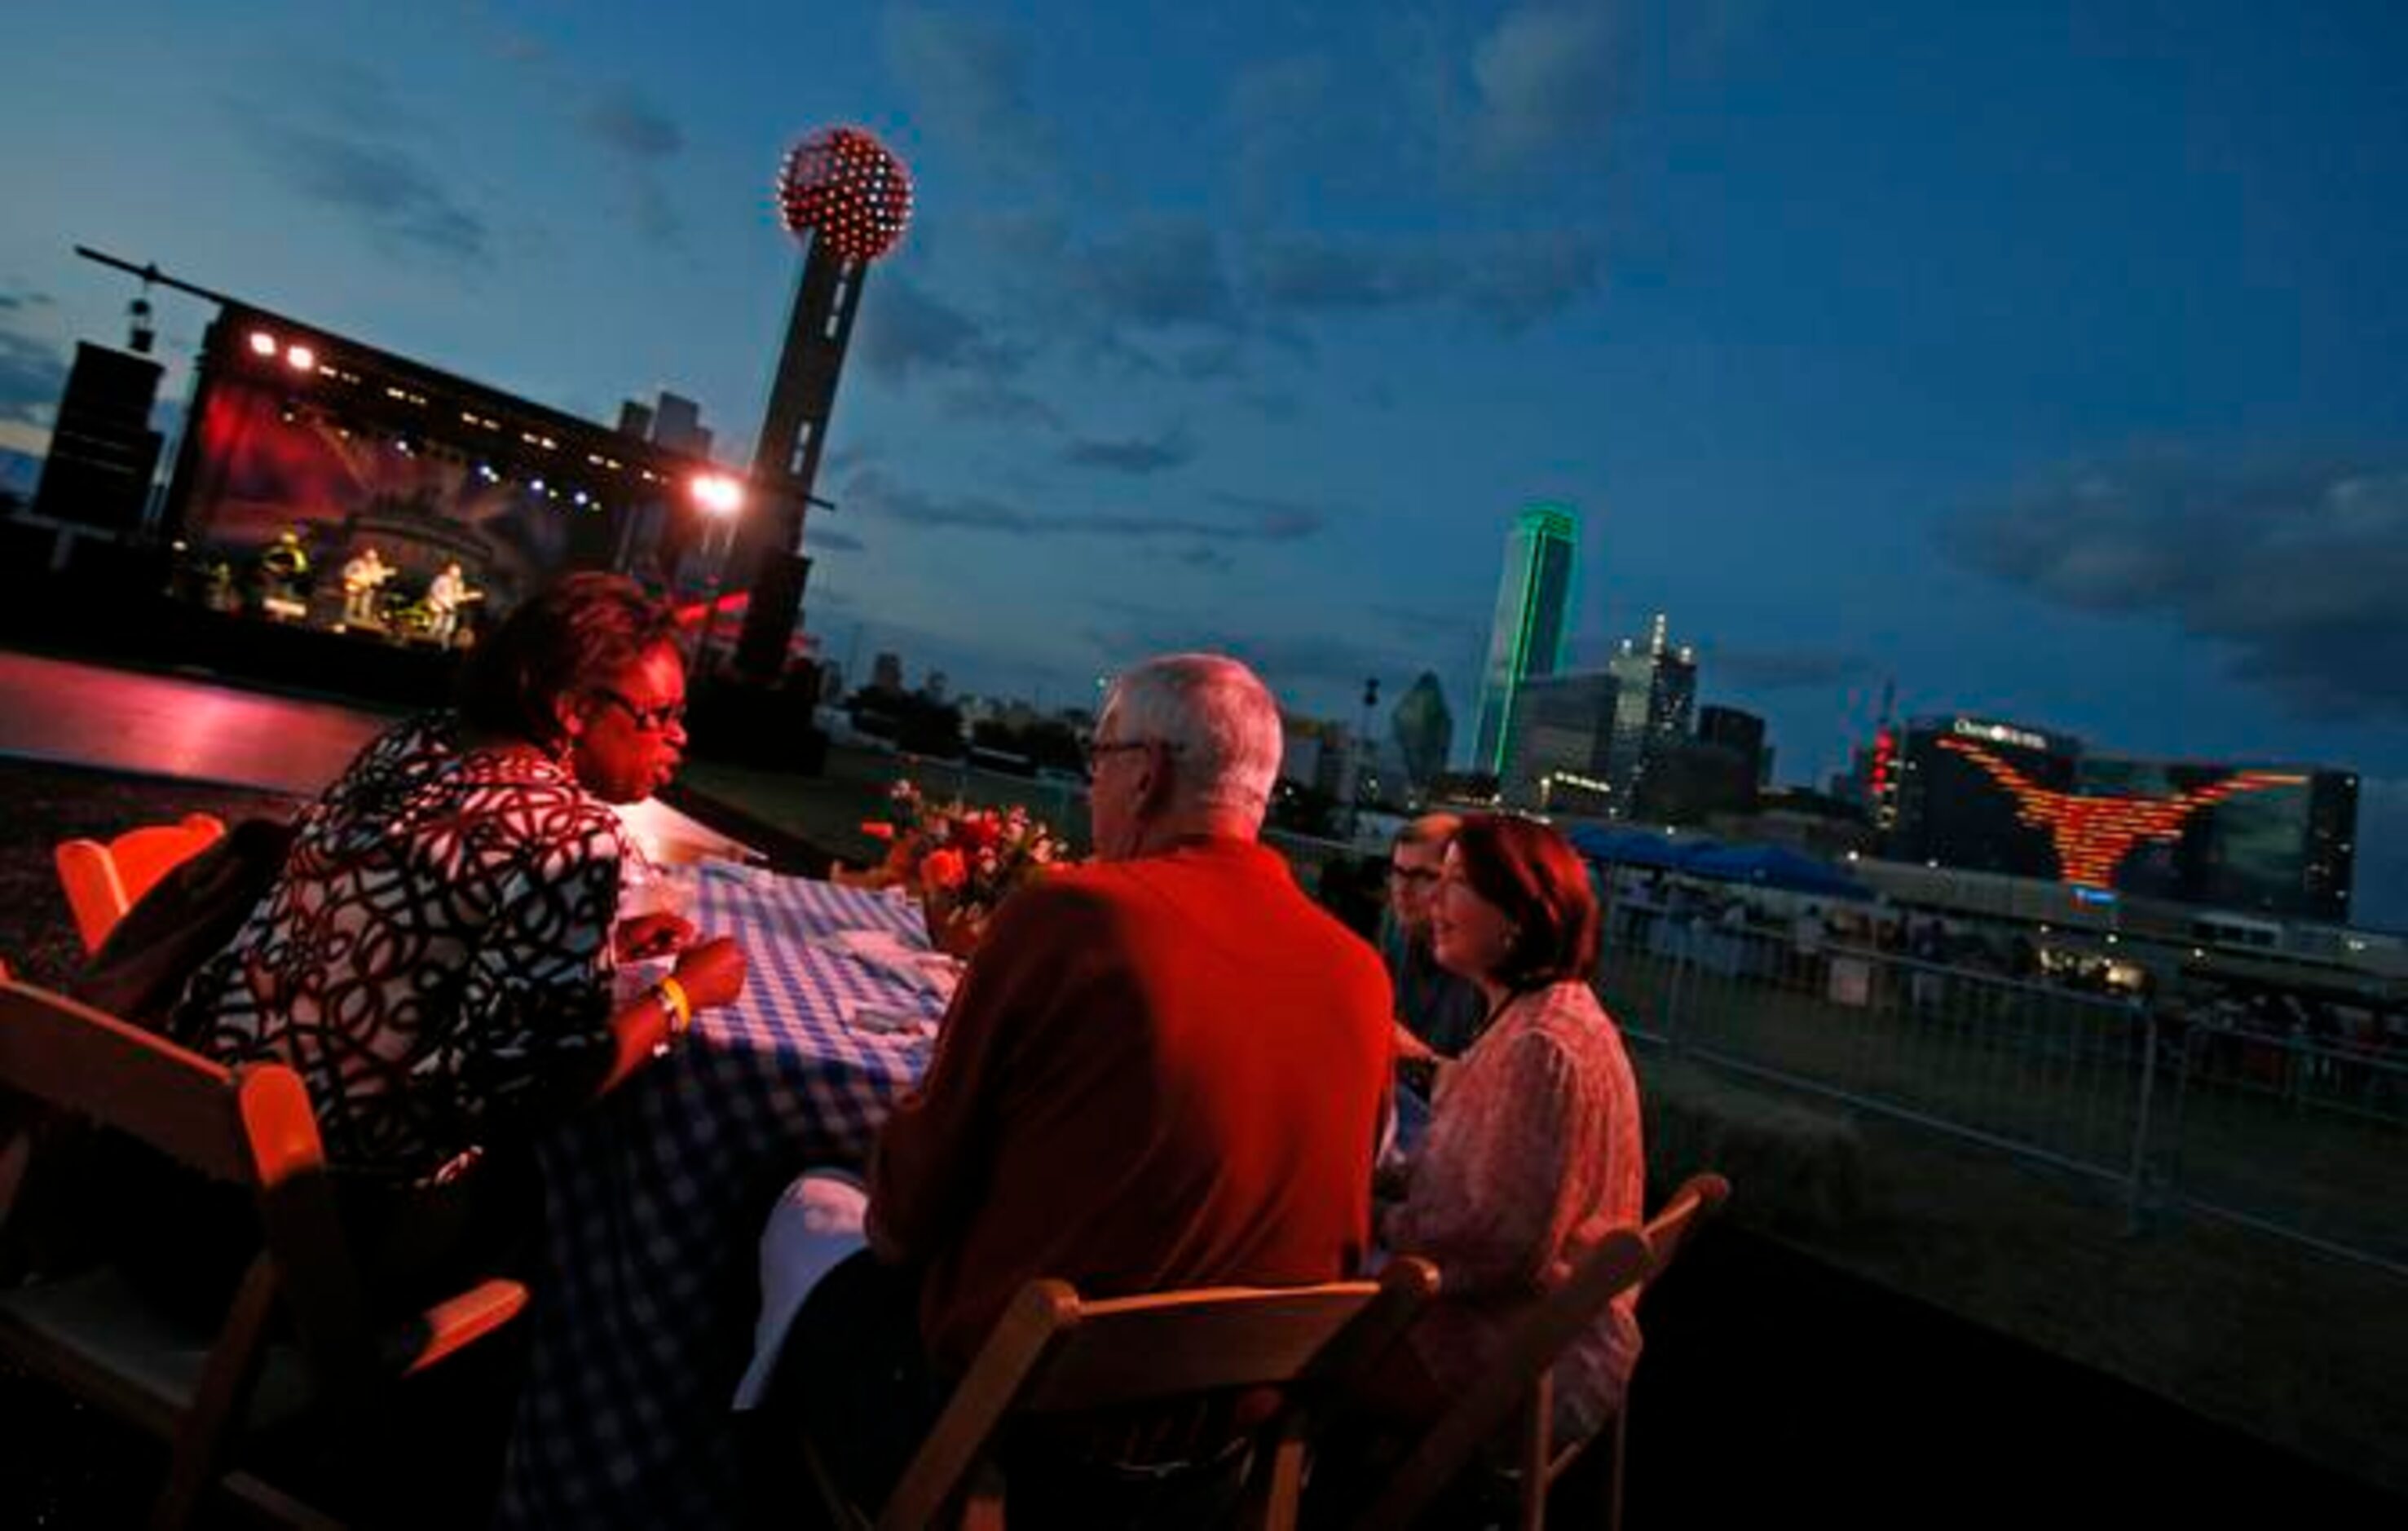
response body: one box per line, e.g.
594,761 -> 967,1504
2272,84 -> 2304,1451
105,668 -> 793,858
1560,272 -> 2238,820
248,329 -> 279,357
692,473 -> 745,516
286,344 -> 316,372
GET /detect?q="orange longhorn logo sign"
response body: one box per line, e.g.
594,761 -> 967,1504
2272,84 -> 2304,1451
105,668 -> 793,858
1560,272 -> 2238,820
1937,739 -> 2303,889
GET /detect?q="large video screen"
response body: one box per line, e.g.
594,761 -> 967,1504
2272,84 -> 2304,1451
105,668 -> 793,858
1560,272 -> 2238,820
173,376 -> 586,641
1899,729 -> 2077,879
2076,760 -> 2349,920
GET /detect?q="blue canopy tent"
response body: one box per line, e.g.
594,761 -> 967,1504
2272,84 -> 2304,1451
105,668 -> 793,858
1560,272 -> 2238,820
1565,825 -> 1718,872
1682,842 -> 1873,900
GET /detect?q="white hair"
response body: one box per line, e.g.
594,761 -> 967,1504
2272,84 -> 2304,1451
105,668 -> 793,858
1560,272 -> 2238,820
1100,653 -> 1284,826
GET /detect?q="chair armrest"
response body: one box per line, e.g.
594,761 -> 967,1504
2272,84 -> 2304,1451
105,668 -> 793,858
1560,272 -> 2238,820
377,1277 -> 529,1378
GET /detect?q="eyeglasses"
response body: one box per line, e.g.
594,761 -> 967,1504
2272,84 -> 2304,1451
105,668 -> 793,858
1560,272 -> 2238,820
592,688 -> 687,733
1083,737 -> 1180,771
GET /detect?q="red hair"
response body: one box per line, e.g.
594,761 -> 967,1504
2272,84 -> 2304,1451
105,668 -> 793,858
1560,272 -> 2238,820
1450,814 -> 1601,991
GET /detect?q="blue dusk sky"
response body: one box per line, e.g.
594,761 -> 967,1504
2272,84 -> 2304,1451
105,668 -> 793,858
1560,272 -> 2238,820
4,2 -> 2408,920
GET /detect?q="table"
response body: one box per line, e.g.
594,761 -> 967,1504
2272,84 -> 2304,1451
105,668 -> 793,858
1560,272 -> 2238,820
495,863 -> 944,1529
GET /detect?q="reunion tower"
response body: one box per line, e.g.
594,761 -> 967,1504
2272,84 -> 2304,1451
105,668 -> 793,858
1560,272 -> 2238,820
726,126 -> 913,677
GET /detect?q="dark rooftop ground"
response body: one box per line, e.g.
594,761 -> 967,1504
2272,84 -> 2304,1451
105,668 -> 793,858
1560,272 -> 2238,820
2,749 -> 2402,1527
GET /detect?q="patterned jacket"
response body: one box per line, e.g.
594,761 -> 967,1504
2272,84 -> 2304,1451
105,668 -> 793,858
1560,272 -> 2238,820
176,714 -> 626,1180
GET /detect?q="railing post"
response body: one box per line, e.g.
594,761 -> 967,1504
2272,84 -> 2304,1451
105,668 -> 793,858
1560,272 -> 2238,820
2123,1003 -> 2160,1237
1663,917 -> 1688,1055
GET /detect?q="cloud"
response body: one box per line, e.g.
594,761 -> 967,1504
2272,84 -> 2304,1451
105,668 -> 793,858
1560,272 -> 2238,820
884,7 -> 1055,177
1251,231 -> 1604,332
1228,55 -> 1337,217
1945,451 -> 2408,720
579,85 -> 685,245
846,468 -> 1324,543
584,86 -> 683,159
1074,220 -> 1240,334
1210,492 -> 1336,539
1175,344 -> 1245,382
1369,601 -> 1484,644
854,274 -> 1025,387
0,289 -> 52,313
0,329 -> 68,428
1062,426 -> 1193,476
237,118 -> 490,264
1467,2 -> 1622,174
1706,646 -> 1875,693
942,381 -> 1065,430
809,527 -> 867,554
1078,611 -> 1415,695
1462,232 -> 1611,329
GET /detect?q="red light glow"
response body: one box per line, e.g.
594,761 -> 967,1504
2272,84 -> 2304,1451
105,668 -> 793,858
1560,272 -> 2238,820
777,126 -> 914,264
1940,739 -> 2304,889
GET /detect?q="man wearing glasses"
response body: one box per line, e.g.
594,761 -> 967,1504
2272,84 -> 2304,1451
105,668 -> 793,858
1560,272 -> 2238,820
756,653 -> 1393,1511
1384,814 -> 1487,1073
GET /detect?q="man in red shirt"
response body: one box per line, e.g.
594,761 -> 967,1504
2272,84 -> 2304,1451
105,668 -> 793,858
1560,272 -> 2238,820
753,653 -> 1393,1509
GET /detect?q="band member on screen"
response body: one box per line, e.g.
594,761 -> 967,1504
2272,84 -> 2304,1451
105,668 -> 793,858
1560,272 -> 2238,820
428,561 -> 479,648
261,527 -> 311,602
341,546 -> 394,625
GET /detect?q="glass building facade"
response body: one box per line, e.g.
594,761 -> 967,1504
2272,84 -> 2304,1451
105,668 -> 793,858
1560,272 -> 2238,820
1471,503 -> 1578,778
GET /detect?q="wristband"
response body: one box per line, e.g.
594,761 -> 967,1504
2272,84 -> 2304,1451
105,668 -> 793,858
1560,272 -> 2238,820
655,975 -> 694,1037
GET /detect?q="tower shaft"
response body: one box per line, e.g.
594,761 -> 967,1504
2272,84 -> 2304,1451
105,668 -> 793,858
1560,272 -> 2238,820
730,232 -> 867,677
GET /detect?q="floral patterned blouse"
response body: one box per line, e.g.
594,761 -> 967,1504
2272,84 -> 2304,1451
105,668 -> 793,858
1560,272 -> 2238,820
1386,980 -> 1648,1440
174,714 -> 627,1180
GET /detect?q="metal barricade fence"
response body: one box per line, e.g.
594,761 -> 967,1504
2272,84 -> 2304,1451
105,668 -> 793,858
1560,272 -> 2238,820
1598,900 -> 2154,1217
2158,1022 -> 2408,1275
1593,892 -> 2407,1273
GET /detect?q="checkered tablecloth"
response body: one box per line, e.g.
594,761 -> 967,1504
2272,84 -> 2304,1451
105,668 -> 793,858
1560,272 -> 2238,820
495,863 -> 942,1529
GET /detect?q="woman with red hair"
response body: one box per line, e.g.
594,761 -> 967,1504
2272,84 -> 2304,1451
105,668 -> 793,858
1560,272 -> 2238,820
1382,812 -> 1647,1442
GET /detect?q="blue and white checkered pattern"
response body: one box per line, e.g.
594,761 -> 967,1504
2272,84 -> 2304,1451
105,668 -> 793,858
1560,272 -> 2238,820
496,863 -> 941,1529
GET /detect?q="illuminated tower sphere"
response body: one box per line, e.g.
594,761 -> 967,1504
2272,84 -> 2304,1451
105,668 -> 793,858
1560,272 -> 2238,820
728,126 -> 915,679
777,127 -> 915,262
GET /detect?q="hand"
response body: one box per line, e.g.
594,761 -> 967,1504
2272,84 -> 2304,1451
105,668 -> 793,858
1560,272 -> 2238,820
616,911 -> 695,963
670,937 -> 748,1012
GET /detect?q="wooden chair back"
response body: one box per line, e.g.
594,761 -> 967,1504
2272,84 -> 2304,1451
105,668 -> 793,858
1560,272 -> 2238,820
1351,1172 -> 1731,1531
862,1256 -> 1440,1531
0,977 -> 526,1529
55,813 -> 227,952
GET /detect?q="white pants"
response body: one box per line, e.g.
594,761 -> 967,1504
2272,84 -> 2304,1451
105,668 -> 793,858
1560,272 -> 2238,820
734,1171 -> 869,1410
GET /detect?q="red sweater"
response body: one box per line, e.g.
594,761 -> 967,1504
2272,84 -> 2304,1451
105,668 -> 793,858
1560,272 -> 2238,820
869,836 -> 1394,1370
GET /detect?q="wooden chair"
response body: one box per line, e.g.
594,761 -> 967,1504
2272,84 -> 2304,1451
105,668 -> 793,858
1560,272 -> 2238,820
1350,1172 -> 1731,1531
55,812 -> 228,953
811,1255 -> 1440,1531
0,977 -> 530,1530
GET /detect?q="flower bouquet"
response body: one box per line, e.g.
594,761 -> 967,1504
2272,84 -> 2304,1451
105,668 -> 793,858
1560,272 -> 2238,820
858,780 -> 1070,957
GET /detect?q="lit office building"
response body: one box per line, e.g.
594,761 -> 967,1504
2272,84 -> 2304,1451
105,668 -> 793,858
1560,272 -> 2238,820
1502,670 -> 1620,810
1603,613 -> 1696,817
1471,503 -> 1578,778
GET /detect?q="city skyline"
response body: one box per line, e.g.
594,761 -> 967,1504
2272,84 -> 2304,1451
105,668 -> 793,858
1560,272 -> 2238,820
2,2 -> 2405,922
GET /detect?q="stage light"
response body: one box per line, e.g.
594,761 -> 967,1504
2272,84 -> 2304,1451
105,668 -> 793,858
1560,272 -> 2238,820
692,473 -> 745,516
248,329 -> 278,357
286,344 -> 316,372
531,479 -> 546,492
572,490 -> 589,505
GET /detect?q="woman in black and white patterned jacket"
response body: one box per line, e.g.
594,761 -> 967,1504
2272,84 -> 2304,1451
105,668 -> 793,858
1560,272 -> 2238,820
176,573 -> 747,1188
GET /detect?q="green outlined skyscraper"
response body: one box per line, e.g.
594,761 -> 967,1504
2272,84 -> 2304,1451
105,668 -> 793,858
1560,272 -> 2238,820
1471,503 -> 1579,779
